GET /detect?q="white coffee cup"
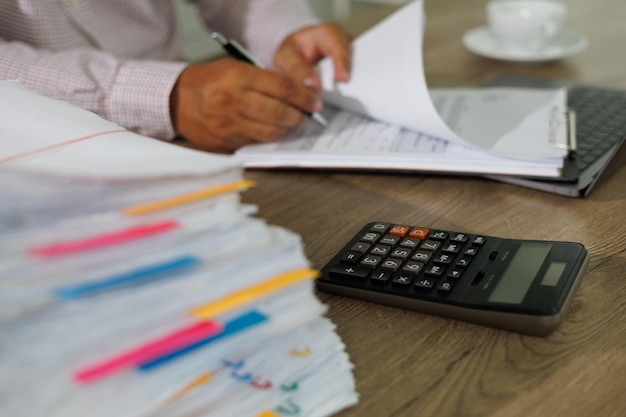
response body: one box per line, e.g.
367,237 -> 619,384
487,0 -> 567,52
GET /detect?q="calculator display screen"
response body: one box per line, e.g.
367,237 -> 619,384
488,243 -> 552,304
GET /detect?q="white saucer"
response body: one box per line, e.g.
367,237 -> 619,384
462,26 -> 588,62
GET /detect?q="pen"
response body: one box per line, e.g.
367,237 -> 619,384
210,31 -> 328,127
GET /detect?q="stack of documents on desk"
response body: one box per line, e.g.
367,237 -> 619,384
0,80 -> 357,417
236,0 -> 571,179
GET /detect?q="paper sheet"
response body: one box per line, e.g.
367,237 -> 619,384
315,0 -> 568,160
0,80 -> 240,180
236,103 -> 564,177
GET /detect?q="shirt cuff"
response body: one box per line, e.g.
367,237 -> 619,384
108,60 -> 187,140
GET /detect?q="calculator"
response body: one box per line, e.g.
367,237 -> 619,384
317,222 -> 590,336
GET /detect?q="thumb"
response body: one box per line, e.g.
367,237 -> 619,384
274,43 -> 323,92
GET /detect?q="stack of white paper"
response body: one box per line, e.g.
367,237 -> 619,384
0,80 -> 358,417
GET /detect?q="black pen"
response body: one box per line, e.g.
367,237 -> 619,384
210,31 -> 328,127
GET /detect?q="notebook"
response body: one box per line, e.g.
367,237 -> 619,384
485,75 -> 626,197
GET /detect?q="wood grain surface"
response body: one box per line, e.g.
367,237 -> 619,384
241,1 -> 626,416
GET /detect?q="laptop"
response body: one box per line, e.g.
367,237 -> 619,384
484,74 -> 626,197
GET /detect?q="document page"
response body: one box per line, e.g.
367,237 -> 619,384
429,88 -> 567,159
236,104 -> 564,177
0,80 -> 241,180
312,0 -> 567,160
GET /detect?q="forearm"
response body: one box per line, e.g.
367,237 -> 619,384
0,39 -> 186,139
195,0 -> 320,67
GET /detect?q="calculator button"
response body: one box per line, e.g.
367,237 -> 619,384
448,269 -> 463,280
391,248 -> 412,259
442,243 -> 462,254
380,235 -> 400,246
392,274 -> 413,287
420,240 -> 441,252
369,223 -> 390,234
430,231 -> 448,240
350,242 -> 371,253
472,236 -> 486,246
463,247 -> 478,256
424,265 -> 444,277
414,278 -> 436,290
370,244 -> 391,256
437,281 -> 454,294
340,252 -> 361,264
370,270 -> 392,284
389,224 -> 410,237
433,253 -> 453,265
456,258 -> 471,268
409,227 -> 429,240
360,255 -> 382,268
329,265 -> 370,281
361,232 -> 380,243
402,261 -> 424,275
451,233 -> 469,243
399,237 -> 420,248
380,258 -> 403,272
411,250 -> 432,262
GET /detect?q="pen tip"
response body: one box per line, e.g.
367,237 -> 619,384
312,113 -> 328,127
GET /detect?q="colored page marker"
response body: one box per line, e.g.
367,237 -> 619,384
55,255 -> 200,300
73,320 -> 223,384
190,268 -> 317,320
30,220 -> 179,258
138,310 -> 268,370
123,179 -> 256,215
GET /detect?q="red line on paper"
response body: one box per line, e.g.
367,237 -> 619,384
0,129 -> 127,164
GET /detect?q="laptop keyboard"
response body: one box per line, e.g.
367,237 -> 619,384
568,86 -> 626,170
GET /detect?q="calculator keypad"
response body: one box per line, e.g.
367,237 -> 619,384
326,222 -> 487,298
317,221 -> 590,336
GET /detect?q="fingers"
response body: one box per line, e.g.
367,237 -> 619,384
179,108 -> 290,154
243,67 -> 323,120
274,23 -> 353,90
198,118 -> 290,154
314,23 -> 353,83
276,42 -> 323,91
170,59 -> 313,153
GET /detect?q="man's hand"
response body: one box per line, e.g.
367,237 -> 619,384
274,22 -> 353,92
170,58 -> 323,153
170,23 -> 352,153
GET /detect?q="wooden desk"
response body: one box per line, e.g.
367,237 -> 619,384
243,1 -> 626,416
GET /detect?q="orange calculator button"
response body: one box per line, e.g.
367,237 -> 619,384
409,227 -> 429,240
389,225 -> 410,237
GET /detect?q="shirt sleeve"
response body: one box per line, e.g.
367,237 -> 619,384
195,0 -> 320,68
0,37 -> 186,140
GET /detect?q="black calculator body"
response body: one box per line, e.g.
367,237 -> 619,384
317,222 -> 589,336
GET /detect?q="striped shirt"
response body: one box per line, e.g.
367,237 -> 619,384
0,0 -> 318,139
